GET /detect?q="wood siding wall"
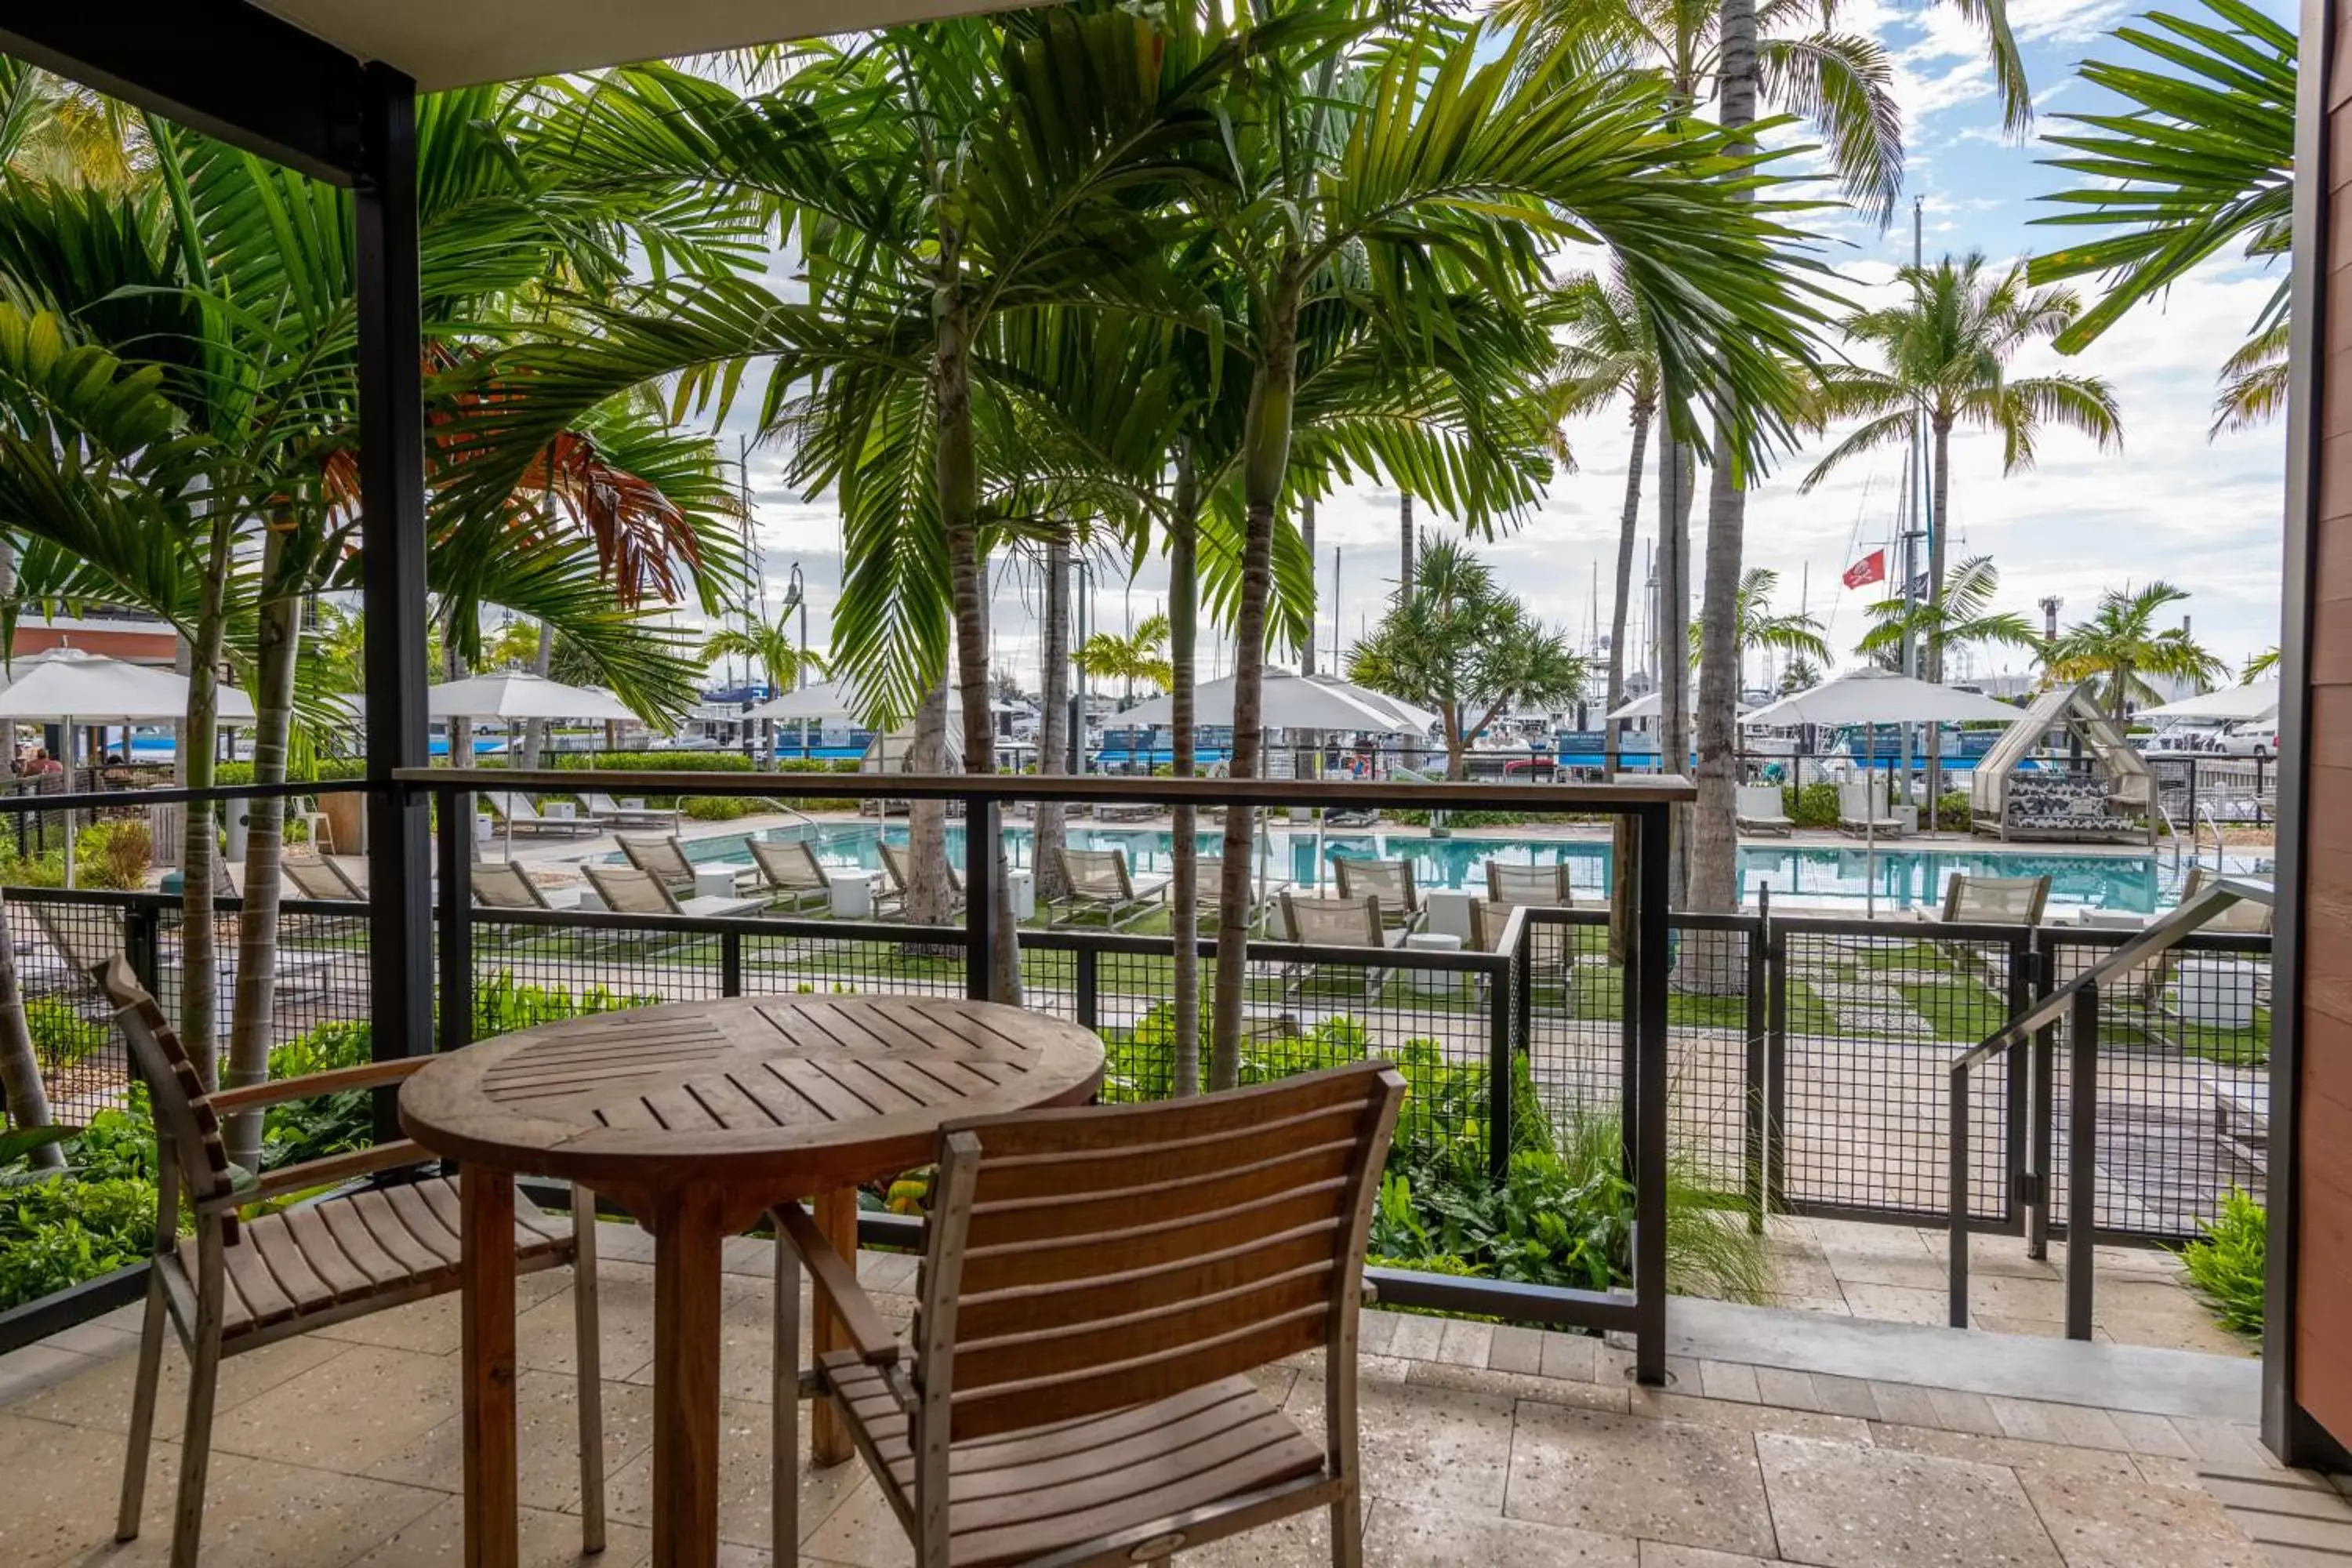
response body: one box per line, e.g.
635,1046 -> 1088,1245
2296,2 -> 2352,1440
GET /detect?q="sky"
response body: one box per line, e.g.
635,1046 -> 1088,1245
700,0 -> 2296,701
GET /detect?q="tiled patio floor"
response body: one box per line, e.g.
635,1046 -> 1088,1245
0,1223 -> 2328,1568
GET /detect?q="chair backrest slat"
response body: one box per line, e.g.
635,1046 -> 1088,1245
919,1064 -> 1403,1443
1484,860 -> 1570,907
618,833 -> 695,888
585,862 -> 681,916
1058,848 -> 1131,898
91,955 -> 234,1203
1940,874 -> 2049,925
283,858 -> 355,902
471,861 -> 549,910
1333,857 -> 1414,912
1278,892 -> 1381,946
750,837 -> 826,891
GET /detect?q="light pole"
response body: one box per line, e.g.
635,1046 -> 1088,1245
787,561 -> 809,760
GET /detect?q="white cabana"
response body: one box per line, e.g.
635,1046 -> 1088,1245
1115,670 -> 1406,732
0,650 -> 260,885
2140,679 -> 2279,724
1609,690 -> 1753,721
1971,683 -> 2153,840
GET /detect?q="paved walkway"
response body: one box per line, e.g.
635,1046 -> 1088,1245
0,1225 -> 2329,1568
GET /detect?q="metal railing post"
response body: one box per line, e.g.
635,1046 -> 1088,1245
1489,951 -> 1513,1185
964,794 -> 1001,1002
435,793 -> 472,1052
1765,914 -> 1788,1214
1632,802 -> 1671,1386
720,930 -> 743,998
2066,981 -> 2101,1341
2003,930 -> 2032,1229
1075,947 -> 1098,1034
1949,1062 -> 1970,1327
124,905 -> 160,996
1744,891 -> 1769,1231
2187,758 -> 2201,836
2027,942 -> 2056,1261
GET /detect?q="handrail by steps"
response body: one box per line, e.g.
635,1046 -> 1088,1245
1946,876 -> 2274,1337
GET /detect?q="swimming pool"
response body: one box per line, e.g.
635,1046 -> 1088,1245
660,822 -> 2265,917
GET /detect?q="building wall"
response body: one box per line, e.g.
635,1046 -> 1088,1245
2294,0 -> 2352,1441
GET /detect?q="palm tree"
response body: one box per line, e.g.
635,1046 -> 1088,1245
1076,613 -> 1172,704
2245,647 -> 2280,683
1855,555 -> 2041,673
1688,567 -> 1829,684
701,612 -> 827,698
2029,0 -> 2294,400
1552,267 -> 1661,778
1801,253 -> 2121,824
2046,582 -> 2227,720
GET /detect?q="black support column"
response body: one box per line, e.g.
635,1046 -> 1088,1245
355,63 -> 434,1139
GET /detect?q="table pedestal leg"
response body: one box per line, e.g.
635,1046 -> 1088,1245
651,1186 -> 724,1568
810,1186 -> 859,1466
461,1167 -> 518,1568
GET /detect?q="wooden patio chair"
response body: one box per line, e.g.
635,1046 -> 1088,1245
1331,857 -> 1423,935
1274,891 -> 1401,1005
879,838 -> 964,919
776,1062 -> 1406,1568
91,956 -> 607,1568
619,830 -> 757,898
1048,845 -> 1169,928
748,837 -> 835,916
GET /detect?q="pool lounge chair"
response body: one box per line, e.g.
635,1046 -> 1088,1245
1274,891 -> 1402,1004
1049,846 -> 1169,928
1929,873 -> 2051,927
471,860 -> 553,911
747,837 -> 835,916
877,839 -> 964,919
618,832 -> 757,898
485,792 -> 604,837
282,856 -> 367,903
583,862 -> 765,922
1837,779 -> 1901,837
1735,783 -> 1795,836
1333,856 -> 1425,935
578,790 -> 684,831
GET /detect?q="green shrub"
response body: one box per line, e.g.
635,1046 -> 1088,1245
0,1105 -> 162,1309
2180,1189 -> 2265,1337
1391,809 -> 1538,829
474,973 -> 654,1037
25,998 -> 107,1069
77,819 -> 152,889
1784,782 -> 1842,829
684,797 -> 753,821
258,1021 -> 376,1171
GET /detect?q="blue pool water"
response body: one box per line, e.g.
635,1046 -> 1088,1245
664,823 -> 2265,917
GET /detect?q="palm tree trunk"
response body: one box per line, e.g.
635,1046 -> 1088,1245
0,888 -> 60,1167
905,680 -> 954,926
1169,444 -> 1201,1097
177,510 -> 234,1086
1212,277 -> 1301,1089
1926,412 -> 1953,828
1655,426 -> 1694,909
1298,493 -> 1316,677
520,620 -> 554,771
222,520 -> 301,1174
935,250 -> 1022,1004
1399,492 -> 1414,597
1034,535 -> 1072,907
1604,401 -> 1652,779
1689,0 -> 1758,936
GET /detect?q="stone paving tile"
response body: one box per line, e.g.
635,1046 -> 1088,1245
212,1343 -> 463,1475
1697,1360 -> 1761,1403
1171,1502 -> 1338,1567
1755,1430 -> 2061,1568
608,1396 -> 865,1553
9,1327 -> 349,1434
1539,1331 -> 1600,1384
366,1370 -> 655,1515
1925,1388 -> 2009,1438
1403,1359 -> 1628,1415
0,1410 -> 165,1566
0,1341 -> 103,1407
2170,1417 -> 2279,1469
307,1269 -> 573,1356
38,1319 -> 140,1359
1625,1387 -> 1873,1443
82,1445 -> 447,1568
1286,1374 -> 1515,1512
2022,1469 -> 2272,1566
1867,1422 -> 2143,1482
1437,1320 -> 1495,1368
1809,1373 -> 1883,1421
1868,1381 -> 1944,1429
1751,1366 -> 1817,1411
346,1496 -> 655,1568
1839,1282 -> 1954,1325
515,1265 -> 659,1385
1385,1315 -> 1446,1363
1504,1403 -> 1777,1559
1488,1325 -> 1544,1376
2107,1410 -> 2198,1460
1636,1547 -> 1779,1568
1362,1501 -> 1639,1566
1357,1310 -> 1400,1358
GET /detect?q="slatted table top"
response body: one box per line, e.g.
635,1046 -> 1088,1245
399,996 -> 1105,1194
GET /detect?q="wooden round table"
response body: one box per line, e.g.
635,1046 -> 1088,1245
400,996 -> 1105,1568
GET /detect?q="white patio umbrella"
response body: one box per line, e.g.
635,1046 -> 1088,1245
1608,690 -> 1754,721
2140,679 -> 2279,724
1305,674 -> 1439,735
744,678 -> 966,760
428,673 -> 641,855
1739,668 -> 2021,917
0,649 -> 259,885
1115,669 -> 1403,733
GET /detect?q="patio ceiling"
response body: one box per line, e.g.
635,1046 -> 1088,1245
249,0 -> 1036,92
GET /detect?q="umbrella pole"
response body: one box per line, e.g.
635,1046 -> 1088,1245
60,720 -> 73,890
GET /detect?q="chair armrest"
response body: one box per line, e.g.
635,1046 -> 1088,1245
774,1203 -> 899,1368
208,1056 -> 433,1112
200,1139 -> 433,1210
